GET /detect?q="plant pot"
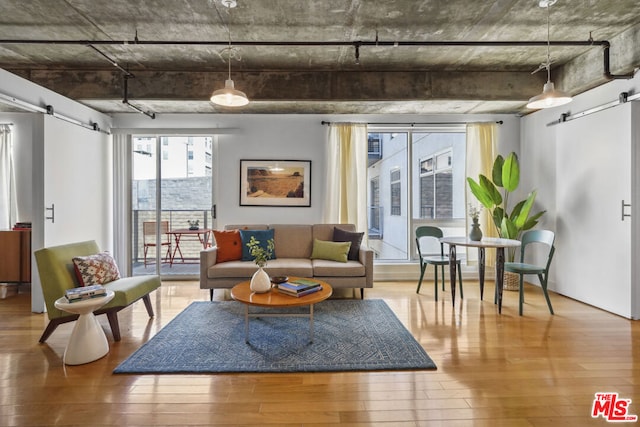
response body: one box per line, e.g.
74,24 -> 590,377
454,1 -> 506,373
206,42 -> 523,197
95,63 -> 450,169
250,267 -> 271,293
503,271 -> 520,291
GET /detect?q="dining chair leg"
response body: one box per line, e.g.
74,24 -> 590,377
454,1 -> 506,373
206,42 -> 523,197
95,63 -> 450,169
416,263 -> 426,294
433,265 -> 439,301
518,274 -> 525,316
457,262 -> 464,300
441,264 -> 446,291
539,273 -> 554,315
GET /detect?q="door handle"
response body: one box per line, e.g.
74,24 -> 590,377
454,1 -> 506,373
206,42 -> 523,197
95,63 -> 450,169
621,200 -> 631,221
45,204 -> 55,223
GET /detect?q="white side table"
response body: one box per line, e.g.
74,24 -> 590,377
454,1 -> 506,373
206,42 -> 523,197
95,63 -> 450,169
54,290 -> 115,365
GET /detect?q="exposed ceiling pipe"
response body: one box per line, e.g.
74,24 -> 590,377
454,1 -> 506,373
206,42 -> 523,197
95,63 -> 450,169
122,75 -> 156,119
1,37 -> 635,80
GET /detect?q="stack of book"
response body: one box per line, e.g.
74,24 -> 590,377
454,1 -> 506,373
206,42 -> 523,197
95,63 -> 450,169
65,284 -> 107,303
277,278 -> 322,297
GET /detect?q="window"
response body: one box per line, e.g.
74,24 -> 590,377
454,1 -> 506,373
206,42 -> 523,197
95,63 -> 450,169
390,169 -> 401,216
419,149 -> 453,218
366,129 -> 465,261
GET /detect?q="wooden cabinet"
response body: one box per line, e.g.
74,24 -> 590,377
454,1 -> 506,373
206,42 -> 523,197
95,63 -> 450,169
0,229 -> 31,283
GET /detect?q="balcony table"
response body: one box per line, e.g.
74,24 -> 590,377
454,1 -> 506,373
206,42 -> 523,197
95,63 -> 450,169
168,228 -> 213,263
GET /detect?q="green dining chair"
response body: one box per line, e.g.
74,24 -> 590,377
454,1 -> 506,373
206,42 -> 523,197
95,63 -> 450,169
416,226 -> 463,301
504,229 -> 555,316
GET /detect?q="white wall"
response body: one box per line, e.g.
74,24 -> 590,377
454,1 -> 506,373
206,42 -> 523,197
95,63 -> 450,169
522,72 -> 640,318
113,113 -> 520,232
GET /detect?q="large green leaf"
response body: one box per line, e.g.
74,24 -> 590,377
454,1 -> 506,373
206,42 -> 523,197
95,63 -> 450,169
467,177 -> 494,209
513,190 -> 536,229
500,217 -> 518,240
501,152 -> 520,192
479,175 -> 502,205
522,210 -> 546,231
492,154 -> 505,187
492,206 -> 505,231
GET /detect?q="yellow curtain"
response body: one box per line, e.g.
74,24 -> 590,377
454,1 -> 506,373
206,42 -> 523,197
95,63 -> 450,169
324,123 -> 368,233
466,122 -> 497,266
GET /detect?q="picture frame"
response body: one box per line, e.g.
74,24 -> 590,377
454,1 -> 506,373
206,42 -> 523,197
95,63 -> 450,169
240,159 -> 311,207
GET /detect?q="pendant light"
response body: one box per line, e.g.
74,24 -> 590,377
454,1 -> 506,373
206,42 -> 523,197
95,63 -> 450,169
210,18 -> 249,107
526,0 -> 572,109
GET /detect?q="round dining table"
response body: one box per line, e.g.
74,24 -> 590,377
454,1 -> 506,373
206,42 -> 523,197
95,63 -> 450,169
439,236 -> 521,314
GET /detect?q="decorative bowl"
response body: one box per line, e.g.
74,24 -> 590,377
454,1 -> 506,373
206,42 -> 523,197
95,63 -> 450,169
270,276 -> 288,284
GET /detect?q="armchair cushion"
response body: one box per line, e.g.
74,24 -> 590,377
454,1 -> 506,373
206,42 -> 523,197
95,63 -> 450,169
72,251 -> 121,286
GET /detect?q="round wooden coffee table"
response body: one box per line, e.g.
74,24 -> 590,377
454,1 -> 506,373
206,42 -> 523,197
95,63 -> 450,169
230,277 -> 333,343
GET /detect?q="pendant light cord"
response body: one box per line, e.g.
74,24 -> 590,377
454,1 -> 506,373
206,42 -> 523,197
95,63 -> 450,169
545,3 -> 551,83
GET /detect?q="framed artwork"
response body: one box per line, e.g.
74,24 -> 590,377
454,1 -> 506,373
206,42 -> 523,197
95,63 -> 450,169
240,159 -> 311,207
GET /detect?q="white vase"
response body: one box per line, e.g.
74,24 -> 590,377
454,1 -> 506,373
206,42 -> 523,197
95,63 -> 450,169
250,267 -> 271,293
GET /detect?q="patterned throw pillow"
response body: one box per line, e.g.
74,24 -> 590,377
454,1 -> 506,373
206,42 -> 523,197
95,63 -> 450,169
72,252 -> 121,286
213,229 -> 243,263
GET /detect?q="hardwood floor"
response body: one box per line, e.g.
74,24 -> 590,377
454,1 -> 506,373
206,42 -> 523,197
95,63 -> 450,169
1,279 -> 639,426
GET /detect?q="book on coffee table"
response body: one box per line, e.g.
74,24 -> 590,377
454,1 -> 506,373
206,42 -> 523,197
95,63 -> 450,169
278,279 -> 321,294
277,285 -> 323,297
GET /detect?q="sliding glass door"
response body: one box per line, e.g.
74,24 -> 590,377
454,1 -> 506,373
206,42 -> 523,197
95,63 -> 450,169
131,135 -> 214,277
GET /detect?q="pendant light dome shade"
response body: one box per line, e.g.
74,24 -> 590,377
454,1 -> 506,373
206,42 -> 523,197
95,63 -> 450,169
210,79 -> 249,107
526,0 -> 572,110
526,81 -> 572,109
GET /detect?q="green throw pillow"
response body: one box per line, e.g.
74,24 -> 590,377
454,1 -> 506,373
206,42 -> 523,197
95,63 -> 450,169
310,239 -> 351,263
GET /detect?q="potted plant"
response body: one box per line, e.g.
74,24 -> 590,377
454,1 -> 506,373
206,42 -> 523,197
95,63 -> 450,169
467,152 -> 546,286
246,236 -> 275,293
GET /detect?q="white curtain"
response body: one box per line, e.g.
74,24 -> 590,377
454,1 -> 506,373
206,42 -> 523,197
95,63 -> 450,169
0,124 -> 17,229
466,122 -> 498,265
113,133 -> 132,275
324,123 -> 368,232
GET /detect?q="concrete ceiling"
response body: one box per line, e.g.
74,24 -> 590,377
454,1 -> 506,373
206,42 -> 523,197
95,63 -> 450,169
0,0 -> 639,116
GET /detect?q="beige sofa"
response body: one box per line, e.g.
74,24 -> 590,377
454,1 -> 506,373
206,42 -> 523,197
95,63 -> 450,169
200,224 -> 373,300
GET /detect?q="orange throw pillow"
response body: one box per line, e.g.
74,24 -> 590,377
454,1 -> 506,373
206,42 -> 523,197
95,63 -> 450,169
213,229 -> 243,263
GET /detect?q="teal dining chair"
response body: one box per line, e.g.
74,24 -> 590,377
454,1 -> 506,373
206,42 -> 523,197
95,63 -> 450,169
416,226 -> 463,301
504,229 -> 555,316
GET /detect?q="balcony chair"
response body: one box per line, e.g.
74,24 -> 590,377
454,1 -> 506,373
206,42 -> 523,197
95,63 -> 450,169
416,226 -> 463,301
143,220 -> 172,267
504,229 -> 555,316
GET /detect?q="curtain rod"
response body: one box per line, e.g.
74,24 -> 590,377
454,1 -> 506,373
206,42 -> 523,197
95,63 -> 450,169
321,120 -> 503,126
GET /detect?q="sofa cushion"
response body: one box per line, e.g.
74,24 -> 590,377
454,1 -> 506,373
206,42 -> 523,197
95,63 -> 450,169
333,227 -> 364,261
208,260 -> 261,278
239,229 -> 276,261
271,224 -> 313,258
312,259 -> 366,277
208,258 -> 313,279
72,252 -> 121,286
310,239 -> 351,263
264,258 -> 314,278
212,229 -> 243,263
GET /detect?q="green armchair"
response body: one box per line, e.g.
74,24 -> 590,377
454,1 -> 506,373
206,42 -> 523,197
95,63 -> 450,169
34,240 -> 161,343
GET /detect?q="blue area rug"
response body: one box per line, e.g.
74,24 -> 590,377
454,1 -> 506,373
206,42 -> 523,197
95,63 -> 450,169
114,299 -> 436,374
